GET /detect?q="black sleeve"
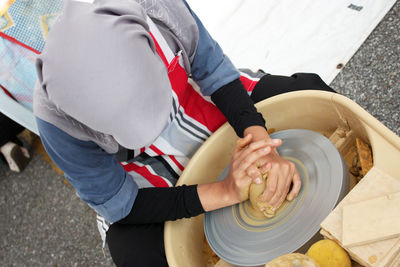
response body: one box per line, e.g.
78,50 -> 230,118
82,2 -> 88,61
117,185 -> 205,224
211,78 -> 266,137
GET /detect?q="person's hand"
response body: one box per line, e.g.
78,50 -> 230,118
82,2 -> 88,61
197,134 -> 276,212
258,148 -> 301,209
243,126 -> 301,211
222,134 -> 273,203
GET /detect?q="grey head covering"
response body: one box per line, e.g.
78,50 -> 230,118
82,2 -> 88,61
35,0 -> 173,149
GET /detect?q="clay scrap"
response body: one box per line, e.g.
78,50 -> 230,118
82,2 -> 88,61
356,137 -> 373,176
203,235 -> 219,267
328,128 -> 373,187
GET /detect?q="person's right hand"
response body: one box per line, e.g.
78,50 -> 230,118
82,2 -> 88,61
197,134 -> 280,212
222,134 -> 274,203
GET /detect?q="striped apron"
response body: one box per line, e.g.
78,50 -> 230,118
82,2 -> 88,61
97,16 -> 260,243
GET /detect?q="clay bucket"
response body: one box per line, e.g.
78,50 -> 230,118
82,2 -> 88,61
164,90 -> 400,266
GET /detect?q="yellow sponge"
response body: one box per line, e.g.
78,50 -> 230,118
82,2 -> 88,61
306,240 -> 351,267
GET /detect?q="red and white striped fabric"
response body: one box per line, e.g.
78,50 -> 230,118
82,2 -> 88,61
120,16 -> 259,189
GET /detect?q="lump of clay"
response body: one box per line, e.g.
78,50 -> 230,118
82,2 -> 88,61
249,172 -> 277,218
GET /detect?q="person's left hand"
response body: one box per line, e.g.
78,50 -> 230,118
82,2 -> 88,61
243,126 -> 302,211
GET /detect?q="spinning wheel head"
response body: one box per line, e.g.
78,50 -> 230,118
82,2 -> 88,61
204,129 -> 349,266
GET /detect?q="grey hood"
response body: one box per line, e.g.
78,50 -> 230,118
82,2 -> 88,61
34,0 -> 198,152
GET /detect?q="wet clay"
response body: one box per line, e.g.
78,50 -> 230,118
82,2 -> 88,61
249,172 -> 281,218
203,235 -> 219,266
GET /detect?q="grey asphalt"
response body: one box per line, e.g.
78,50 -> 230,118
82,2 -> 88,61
1,1 -> 399,266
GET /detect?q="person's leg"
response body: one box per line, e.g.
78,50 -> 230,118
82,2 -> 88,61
106,222 -> 168,267
0,112 -> 25,147
0,112 -> 30,172
250,73 -> 336,103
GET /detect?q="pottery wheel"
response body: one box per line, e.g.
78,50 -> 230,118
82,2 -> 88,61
204,129 -> 349,266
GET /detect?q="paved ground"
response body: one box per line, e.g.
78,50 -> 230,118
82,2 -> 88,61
331,1 -> 400,136
0,1 -> 399,266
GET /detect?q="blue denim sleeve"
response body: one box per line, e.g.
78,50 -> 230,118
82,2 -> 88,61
36,117 -> 138,223
183,1 -> 240,96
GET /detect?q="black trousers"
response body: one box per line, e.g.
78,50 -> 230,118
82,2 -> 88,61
0,112 -> 25,147
106,73 -> 335,267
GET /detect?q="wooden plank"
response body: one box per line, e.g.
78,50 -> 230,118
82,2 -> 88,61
384,240 -> 400,267
320,167 -> 400,266
320,229 -> 336,241
342,192 -> 400,247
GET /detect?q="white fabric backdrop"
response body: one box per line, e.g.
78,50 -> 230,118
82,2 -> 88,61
0,0 -> 396,134
187,0 -> 396,83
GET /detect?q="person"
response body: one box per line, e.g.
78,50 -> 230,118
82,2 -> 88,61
33,0 -> 336,266
0,112 -> 30,173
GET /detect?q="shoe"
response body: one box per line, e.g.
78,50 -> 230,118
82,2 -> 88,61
0,142 -> 30,172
